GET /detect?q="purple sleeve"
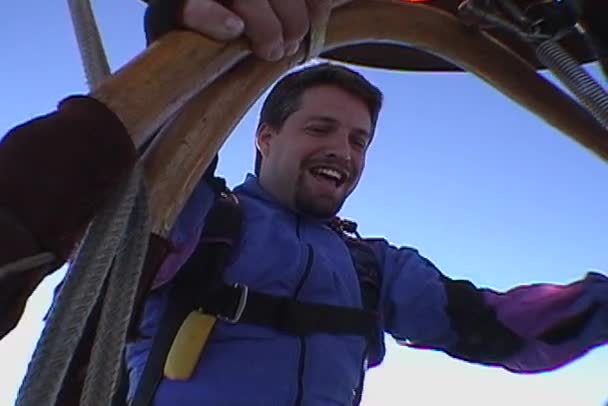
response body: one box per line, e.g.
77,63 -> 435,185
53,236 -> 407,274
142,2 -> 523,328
371,239 -> 608,373
150,178 -> 216,290
482,272 -> 608,372
368,240 -> 458,350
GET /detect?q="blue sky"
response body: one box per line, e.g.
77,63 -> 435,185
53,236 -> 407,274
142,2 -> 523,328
1,1 -> 607,405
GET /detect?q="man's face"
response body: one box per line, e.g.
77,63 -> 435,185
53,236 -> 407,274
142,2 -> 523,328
257,85 -> 373,218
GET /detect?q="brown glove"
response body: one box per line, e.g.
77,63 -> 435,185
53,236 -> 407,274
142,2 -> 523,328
0,95 -> 136,338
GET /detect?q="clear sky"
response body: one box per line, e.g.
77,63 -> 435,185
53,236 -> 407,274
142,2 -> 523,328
1,1 -> 607,405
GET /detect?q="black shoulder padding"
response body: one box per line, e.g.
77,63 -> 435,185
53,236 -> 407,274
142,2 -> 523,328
345,238 -> 381,313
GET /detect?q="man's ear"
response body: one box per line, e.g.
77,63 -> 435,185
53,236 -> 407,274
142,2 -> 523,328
255,123 -> 276,159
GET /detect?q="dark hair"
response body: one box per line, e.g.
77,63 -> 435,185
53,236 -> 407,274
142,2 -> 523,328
254,63 -> 383,175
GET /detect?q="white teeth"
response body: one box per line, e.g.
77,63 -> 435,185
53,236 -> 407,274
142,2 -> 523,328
319,168 -> 341,180
311,167 -> 345,183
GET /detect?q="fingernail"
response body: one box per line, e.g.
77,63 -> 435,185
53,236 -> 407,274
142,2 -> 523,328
224,16 -> 244,35
268,45 -> 284,61
285,42 -> 299,56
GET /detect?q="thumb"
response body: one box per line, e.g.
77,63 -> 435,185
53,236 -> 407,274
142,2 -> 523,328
180,0 -> 245,41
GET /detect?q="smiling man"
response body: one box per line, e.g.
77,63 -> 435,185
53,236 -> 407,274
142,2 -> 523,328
122,63 -> 608,406
126,63 -> 387,406
255,78 -> 375,219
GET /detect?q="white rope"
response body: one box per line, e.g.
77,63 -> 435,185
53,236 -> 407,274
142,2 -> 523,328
81,165 -> 151,406
15,163 -> 144,405
67,0 -> 111,87
16,1 -> 151,405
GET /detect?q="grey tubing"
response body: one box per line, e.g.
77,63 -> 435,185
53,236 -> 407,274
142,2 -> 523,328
536,40 -> 608,129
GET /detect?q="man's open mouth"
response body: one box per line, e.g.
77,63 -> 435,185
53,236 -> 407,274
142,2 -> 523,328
308,166 -> 348,188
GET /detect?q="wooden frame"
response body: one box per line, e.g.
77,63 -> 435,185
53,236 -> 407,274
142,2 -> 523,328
89,0 -> 607,237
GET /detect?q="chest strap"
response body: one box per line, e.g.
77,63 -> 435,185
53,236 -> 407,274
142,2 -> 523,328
201,282 -> 377,337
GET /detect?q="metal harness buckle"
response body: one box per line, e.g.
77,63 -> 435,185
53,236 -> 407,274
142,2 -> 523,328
218,283 -> 249,323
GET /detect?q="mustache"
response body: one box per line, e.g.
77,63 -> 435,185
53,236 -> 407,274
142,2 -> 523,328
301,157 -> 353,173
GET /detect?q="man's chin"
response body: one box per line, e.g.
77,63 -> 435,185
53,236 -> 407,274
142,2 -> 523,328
295,194 -> 344,219
293,177 -> 351,218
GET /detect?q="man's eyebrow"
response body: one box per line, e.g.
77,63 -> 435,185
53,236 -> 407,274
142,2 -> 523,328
306,115 -> 338,125
306,115 -> 371,138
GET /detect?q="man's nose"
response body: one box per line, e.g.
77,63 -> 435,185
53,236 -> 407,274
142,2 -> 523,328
325,133 -> 352,162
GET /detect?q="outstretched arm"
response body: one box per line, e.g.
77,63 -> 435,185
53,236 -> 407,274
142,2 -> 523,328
369,239 -> 608,372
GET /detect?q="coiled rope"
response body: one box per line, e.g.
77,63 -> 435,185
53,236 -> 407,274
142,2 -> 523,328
15,1 -> 150,405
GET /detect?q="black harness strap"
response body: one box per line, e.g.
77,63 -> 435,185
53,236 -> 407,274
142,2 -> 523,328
202,283 -> 377,337
129,285 -> 192,406
130,192 -> 241,406
343,236 -> 382,406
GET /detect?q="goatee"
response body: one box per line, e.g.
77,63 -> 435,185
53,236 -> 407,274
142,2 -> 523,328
293,171 -> 346,218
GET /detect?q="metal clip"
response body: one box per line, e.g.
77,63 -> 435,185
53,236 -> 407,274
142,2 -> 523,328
218,283 -> 249,323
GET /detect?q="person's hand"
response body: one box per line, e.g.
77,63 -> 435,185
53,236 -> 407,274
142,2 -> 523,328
179,0 -> 331,61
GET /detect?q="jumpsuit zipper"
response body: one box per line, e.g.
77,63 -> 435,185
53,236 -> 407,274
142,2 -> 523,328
293,217 -> 314,406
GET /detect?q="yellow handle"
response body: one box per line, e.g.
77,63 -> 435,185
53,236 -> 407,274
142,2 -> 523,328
163,310 -> 217,380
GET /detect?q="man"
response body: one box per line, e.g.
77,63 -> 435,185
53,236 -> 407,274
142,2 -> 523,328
0,1 -> 606,405
120,3 -> 608,404
121,60 -> 608,404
